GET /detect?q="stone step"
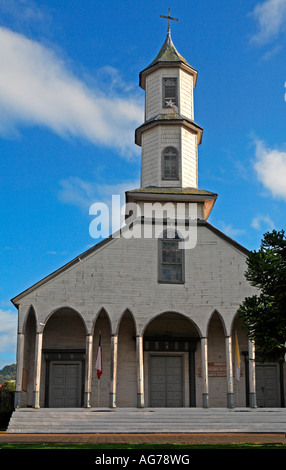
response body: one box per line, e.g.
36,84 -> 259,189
7,408 -> 286,434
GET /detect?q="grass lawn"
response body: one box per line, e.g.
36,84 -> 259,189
1,442 -> 286,449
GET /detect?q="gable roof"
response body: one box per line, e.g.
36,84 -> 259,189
11,220 -> 249,307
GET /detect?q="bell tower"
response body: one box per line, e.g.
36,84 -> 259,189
135,9 -> 203,189
127,10 -> 217,222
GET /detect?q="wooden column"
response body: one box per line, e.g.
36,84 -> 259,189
225,336 -> 234,408
248,339 -> 257,408
136,335 -> 144,408
109,334 -> 118,408
33,331 -> 43,408
84,334 -> 93,407
15,332 -> 24,408
201,337 -> 209,408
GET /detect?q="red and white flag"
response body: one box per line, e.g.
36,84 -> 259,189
95,334 -> 103,380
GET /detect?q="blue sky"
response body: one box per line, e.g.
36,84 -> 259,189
0,0 -> 286,368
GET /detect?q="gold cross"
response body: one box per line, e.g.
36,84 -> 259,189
160,8 -> 178,32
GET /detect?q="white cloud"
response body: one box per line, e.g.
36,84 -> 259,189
59,176 -> 140,242
58,177 -> 97,211
261,44 -> 282,60
254,140 -> 286,200
0,27 -> 143,157
59,175 -> 139,210
218,222 -> 246,237
58,176 -> 140,238
250,0 -> 286,44
251,214 -> 275,230
0,309 -> 17,354
0,0 -> 48,26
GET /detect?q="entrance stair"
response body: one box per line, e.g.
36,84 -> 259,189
7,407 -> 286,433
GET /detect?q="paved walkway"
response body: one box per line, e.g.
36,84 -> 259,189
0,431 -> 286,445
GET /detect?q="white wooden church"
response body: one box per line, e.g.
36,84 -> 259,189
12,13 -> 285,411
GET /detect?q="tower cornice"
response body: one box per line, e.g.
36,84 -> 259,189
135,115 -> 203,147
139,61 -> 198,90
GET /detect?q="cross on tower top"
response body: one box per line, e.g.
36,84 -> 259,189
160,8 -> 178,33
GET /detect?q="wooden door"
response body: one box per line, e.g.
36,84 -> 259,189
49,362 -> 81,407
150,355 -> 183,407
256,364 -> 279,407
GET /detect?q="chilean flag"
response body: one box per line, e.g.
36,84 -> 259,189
95,334 -> 103,380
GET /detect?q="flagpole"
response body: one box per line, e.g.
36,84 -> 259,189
236,372 -> 238,407
96,330 -> 102,408
235,330 -> 240,407
98,376 -> 100,408
98,330 -> 100,408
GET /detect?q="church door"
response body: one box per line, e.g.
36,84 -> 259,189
256,364 -> 280,407
49,362 -> 82,407
150,355 -> 183,407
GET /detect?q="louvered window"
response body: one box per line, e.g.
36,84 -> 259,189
163,78 -> 177,107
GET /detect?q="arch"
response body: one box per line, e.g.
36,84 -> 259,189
116,309 -> 137,407
43,306 -> 87,350
142,310 -> 202,338
91,307 -> 112,336
22,305 -> 37,334
43,305 -> 88,335
91,307 -> 112,407
143,311 -> 200,408
206,310 -> 227,337
115,308 -> 137,336
41,307 -> 88,408
206,310 -> 228,407
230,311 -> 245,337
22,305 -> 37,407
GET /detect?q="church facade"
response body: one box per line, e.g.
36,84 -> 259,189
12,22 -> 285,410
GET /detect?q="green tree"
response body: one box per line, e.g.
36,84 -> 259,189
1,381 -> 15,391
238,229 -> 286,362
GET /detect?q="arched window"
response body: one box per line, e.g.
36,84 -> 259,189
162,146 -> 179,181
158,229 -> 184,283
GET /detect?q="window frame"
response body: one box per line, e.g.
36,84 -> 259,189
161,146 -> 179,181
162,77 -> 178,108
158,230 -> 185,284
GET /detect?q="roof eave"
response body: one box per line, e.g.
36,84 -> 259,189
135,117 -> 203,146
139,61 -> 198,90
125,189 -> 217,220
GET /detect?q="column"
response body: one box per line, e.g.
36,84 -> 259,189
248,339 -> 257,408
201,337 -> 209,408
84,334 -> 93,407
109,334 -> 118,408
14,333 -> 24,408
225,336 -> 234,408
33,331 -> 43,408
136,335 -> 144,408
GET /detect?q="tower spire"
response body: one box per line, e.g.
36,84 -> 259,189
160,8 -> 178,34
